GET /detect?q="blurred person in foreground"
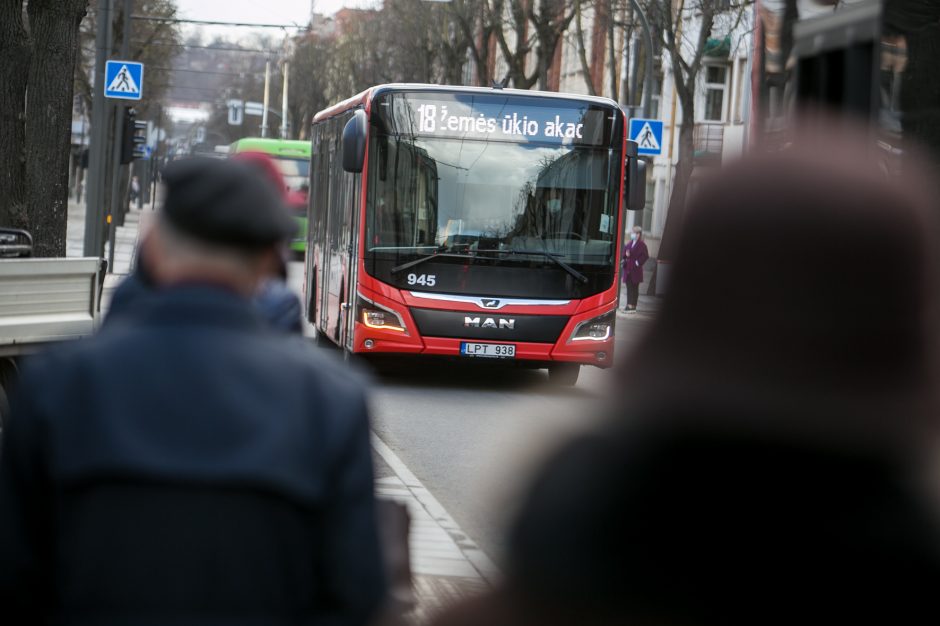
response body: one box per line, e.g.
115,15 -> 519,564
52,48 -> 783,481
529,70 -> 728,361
0,158 -> 386,625
435,129 -> 940,626
232,150 -> 304,335
108,151 -> 303,334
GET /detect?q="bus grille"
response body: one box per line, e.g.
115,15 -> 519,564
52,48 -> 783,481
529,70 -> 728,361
409,308 -> 569,343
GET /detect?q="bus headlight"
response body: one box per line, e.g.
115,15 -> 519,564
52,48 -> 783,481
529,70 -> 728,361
570,310 -> 615,342
356,293 -> 408,334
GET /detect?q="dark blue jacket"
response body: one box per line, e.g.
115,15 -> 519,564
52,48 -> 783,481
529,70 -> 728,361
0,285 -> 385,625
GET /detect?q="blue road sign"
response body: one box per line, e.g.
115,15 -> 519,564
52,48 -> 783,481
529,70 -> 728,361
104,60 -> 144,100
629,118 -> 664,156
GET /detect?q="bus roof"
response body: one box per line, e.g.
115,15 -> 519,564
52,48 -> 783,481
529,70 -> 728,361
312,83 -> 622,123
229,137 -> 310,159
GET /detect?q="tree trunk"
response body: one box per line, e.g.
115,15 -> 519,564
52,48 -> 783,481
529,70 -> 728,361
0,0 -> 30,229
574,1 -> 597,95
24,0 -> 88,257
537,41 -> 549,90
657,87 -> 695,262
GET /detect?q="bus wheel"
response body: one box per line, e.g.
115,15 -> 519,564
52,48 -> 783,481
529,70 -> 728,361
548,363 -> 580,386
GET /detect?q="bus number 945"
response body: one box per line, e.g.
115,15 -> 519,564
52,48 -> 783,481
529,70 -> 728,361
407,273 -> 436,287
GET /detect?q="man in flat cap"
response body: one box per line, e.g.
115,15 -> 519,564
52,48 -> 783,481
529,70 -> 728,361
106,155 -> 303,333
0,158 -> 387,625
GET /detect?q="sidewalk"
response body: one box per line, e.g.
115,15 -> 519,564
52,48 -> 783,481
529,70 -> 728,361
66,198 -> 495,624
372,437 -> 497,624
616,292 -> 662,320
67,198 -> 151,306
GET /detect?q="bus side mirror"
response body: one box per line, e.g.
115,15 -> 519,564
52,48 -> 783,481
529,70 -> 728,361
342,109 -> 367,173
629,161 -> 647,211
625,140 -> 647,211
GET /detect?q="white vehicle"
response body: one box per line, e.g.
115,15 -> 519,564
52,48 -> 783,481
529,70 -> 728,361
0,228 -> 103,426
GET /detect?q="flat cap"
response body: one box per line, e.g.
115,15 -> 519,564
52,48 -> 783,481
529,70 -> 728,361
161,157 -> 297,249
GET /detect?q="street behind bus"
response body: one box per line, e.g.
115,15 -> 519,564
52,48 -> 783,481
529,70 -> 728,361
286,261 -> 655,563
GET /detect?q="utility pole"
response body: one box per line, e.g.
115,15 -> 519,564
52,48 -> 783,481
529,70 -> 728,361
83,0 -> 113,257
149,104 -> 163,207
261,61 -> 271,138
107,0 -> 132,273
280,61 -> 290,139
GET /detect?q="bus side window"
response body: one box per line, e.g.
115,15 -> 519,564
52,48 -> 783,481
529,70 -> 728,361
378,136 -> 388,182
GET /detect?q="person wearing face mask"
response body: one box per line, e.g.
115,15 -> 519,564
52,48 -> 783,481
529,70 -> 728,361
106,151 -> 304,335
621,226 -> 649,312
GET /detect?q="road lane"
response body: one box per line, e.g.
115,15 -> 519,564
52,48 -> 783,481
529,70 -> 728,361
287,261 -> 655,563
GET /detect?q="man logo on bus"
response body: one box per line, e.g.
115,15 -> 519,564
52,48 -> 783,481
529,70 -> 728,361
465,317 -> 515,330
481,299 -> 501,309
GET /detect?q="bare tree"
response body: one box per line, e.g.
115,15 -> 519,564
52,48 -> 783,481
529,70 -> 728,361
450,0 -> 500,86
288,34 -> 332,139
572,0 -> 630,99
384,0 -> 440,83
572,0 -> 598,94
0,0 -> 88,257
376,0 -> 479,86
493,0 -> 578,90
641,0 -> 752,262
328,11 -> 389,97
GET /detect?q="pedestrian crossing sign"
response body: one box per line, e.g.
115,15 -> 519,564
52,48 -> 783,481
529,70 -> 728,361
629,118 -> 664,156
104,60 -> 144,100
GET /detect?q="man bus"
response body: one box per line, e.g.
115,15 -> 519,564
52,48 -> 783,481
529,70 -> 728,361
230,137 -> 311,255
304,84 -> 646,385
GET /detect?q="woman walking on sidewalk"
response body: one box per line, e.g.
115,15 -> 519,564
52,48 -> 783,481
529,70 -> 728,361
622,226 -> 649,312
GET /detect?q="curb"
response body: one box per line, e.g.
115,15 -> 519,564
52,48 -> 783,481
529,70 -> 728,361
371,435 -> 500,585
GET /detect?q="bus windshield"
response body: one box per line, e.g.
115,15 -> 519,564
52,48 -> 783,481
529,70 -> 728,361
365,92 -> 623,300
273,157 -> 309,191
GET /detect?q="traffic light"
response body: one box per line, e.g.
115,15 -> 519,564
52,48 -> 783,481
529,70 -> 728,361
120,108 -> 148,164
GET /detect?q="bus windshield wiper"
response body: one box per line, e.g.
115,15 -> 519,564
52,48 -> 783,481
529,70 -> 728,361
390,251 -> 475,274
391,248 -> 589,284
477,249 -> 589,284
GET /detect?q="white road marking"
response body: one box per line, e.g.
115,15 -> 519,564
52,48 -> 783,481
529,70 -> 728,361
371,434 -> 501,584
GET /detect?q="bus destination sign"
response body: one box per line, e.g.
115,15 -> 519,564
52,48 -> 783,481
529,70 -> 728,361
378,93 -> 615,147
417,104 -> 587,141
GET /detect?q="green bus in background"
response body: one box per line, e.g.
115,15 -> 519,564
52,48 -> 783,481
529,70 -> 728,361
229,137 -> 311,255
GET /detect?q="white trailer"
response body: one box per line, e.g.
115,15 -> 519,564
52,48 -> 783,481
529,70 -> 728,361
0,256 -> 104,426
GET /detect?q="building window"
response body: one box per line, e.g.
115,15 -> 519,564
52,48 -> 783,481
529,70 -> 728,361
703,65 -> 729,122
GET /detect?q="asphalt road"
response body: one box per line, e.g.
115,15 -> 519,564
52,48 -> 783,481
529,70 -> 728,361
287,261 -> 654,564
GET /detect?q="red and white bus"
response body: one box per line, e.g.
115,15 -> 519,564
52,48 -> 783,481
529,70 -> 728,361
303,84 -> 646,385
